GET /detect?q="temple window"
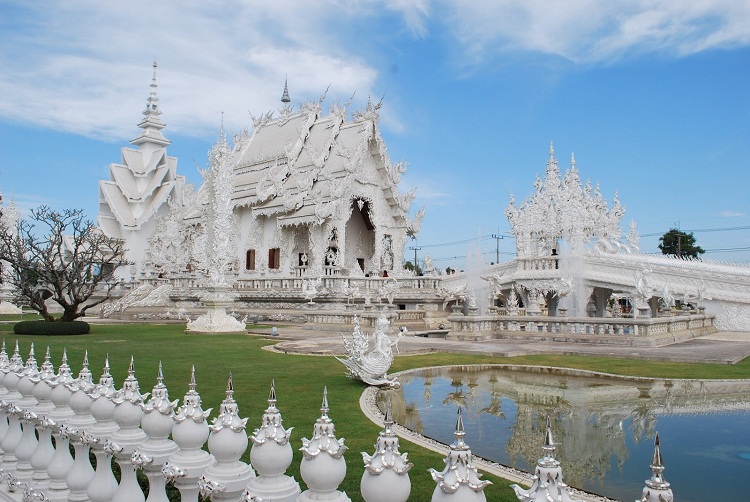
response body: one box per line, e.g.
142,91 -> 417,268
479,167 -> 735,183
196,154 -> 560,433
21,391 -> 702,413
268,248 -> 280,269
245,249 -> 256,270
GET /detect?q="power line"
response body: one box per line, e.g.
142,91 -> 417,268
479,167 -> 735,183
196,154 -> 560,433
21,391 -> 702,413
641,225 -> 750,237
418,235 -> 498,248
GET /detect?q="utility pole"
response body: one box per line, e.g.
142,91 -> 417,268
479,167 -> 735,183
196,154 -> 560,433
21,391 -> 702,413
409,246 -> 421,273
491,234 -> 504,264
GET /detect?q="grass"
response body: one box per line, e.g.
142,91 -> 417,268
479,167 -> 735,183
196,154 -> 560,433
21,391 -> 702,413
1,321 -> 749,501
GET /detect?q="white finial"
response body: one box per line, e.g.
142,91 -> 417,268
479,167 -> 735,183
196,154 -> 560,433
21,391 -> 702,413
281,77 -> 291,104
189,365 -> 196,392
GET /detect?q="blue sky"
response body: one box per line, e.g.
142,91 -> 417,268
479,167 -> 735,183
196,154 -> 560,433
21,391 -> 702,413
1,1 -> 748,270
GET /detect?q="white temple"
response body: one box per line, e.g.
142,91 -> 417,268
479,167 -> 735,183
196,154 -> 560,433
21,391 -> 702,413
92,63 -> 750,335
98,64 -> 422,285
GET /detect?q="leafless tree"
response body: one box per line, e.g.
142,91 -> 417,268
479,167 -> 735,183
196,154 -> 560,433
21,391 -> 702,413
0,206 -> 129,321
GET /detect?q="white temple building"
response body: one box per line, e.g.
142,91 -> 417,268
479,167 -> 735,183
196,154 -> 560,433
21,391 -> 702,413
98,65 -> 422,286
93,63 -> 750,335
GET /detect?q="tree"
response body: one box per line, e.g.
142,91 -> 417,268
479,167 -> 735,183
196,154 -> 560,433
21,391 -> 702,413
403,260 -> 422,275
658,228 -> 705,258
0,206 -> 130,321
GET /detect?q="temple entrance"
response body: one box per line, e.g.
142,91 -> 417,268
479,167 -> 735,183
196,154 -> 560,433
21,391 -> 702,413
345,198 -> 375,274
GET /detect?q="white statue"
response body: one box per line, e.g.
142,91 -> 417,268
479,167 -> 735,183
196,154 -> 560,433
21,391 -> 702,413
302,278 -> 322,304
423,253 -> 435,276
336,313 -> 403,387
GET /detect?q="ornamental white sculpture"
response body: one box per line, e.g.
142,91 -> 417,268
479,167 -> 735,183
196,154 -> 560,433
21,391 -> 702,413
638,433 -> 673,502
246,379 -> 300,502
298,386 -> 350,502
186,124 -> 245,334
336,313 -> 403,388
511,415 -> 582,502
164,366 -> 214,502
201,373 -> 256,501
360,394 -> 412,502
428,407 -> 491,501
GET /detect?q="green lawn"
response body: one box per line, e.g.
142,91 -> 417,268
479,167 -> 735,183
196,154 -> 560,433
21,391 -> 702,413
1,321 -> 748,501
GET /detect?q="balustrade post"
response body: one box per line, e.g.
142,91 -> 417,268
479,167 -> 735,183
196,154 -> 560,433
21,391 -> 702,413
200,373 -> 255,501
111,356 -> 148,502
86,356 -> 120,502
43,349 -> 76,502
163,366 -> 214,502
428,408 -> 490,501
638,433 -> 673,502
360,394 -> 411,502
511,415 -> 577,502
1,342 -> 25,475
64,351 -> 96,502
88,438 -> 120,502
29,347 -> 57,488
15,345 -> 41,482
245,380 -> 299,502
134,362 -> 178,502
0,404 -> 23,478
298,386 -> 350,502
0,339 -> 11,456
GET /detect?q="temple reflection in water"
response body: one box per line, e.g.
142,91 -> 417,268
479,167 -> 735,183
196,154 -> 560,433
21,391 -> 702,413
379,365 -> 750,502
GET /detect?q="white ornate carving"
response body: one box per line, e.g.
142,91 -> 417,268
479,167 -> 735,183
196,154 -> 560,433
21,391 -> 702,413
336,313 -> 403,387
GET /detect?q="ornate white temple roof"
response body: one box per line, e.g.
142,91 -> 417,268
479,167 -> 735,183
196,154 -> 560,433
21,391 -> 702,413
506,143 -> 625,253
232,96 -> 412,230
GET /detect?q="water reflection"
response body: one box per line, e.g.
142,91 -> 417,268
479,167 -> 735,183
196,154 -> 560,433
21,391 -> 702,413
379,365 -> 750,502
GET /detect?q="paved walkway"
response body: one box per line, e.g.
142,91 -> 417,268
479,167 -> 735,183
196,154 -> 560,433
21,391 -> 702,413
250,325 -> 750,364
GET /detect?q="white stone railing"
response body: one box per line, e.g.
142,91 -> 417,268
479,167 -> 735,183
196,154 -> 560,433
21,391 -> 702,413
448,313 -> 715,338
233,275 -> 444,294
0,345 -> 484,502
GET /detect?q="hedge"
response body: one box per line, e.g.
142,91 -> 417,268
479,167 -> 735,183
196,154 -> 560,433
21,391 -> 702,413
13,320 -> 91,336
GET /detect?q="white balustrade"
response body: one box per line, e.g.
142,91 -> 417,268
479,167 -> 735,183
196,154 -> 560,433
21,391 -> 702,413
0,342 -> 678,502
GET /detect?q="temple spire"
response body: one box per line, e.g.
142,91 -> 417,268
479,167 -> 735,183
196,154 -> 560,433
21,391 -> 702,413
131,60 -> 171,147
281,77 -> 291,105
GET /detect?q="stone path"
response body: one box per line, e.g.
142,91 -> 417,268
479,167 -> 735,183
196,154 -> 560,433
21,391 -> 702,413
250,325 -> 750,364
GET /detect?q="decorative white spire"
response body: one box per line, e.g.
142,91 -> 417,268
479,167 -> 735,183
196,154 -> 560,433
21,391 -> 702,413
429,407 -> 491,500
131,60 -> 170,147
281,78 -> 291,105
89,354 -> 117,399
251,379 -> 293,446
638,433 -> 674,502
247,379 -> 301,501
361,394 -> 412,502
113,355 -> 148,405
511,415 -> 581,502
208,373 -> 248,433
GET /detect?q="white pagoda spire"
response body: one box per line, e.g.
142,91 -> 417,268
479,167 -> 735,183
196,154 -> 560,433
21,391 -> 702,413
281,78 -> 291,105
131,60 -> 170,147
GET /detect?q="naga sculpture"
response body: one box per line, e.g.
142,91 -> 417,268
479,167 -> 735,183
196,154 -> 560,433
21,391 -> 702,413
336,312 -> 404,388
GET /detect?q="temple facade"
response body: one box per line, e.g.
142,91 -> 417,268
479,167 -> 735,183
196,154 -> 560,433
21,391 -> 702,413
98,66 -> 423,284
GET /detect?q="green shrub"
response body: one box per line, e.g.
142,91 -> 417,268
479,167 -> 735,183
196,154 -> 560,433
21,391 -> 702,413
13,320 -> 90,336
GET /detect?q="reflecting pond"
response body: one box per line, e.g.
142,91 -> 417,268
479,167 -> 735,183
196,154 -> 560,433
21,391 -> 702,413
379,365 -> 750,502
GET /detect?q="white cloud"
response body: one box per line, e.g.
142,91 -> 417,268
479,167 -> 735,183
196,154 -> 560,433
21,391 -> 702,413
718,211 -> 747,218
1,0 -> 749,143
0,1 -> 382,141
441,0 -> 750,63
